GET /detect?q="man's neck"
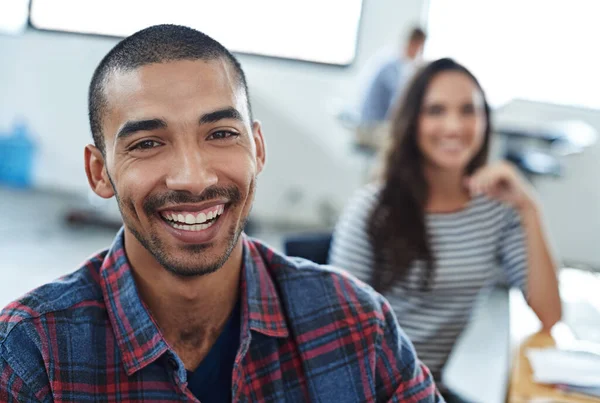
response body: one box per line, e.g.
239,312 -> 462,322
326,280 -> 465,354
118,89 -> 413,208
125,233 -> 244,370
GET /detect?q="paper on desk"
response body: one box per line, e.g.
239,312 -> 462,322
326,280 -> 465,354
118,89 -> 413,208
526,348 -> 600,387
561,385 -> 600,398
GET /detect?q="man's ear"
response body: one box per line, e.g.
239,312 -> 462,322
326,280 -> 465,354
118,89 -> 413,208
252,120 -> 266,175
84,145 -> 115,198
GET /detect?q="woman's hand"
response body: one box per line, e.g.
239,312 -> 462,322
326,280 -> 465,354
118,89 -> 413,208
465,162 -> 537,212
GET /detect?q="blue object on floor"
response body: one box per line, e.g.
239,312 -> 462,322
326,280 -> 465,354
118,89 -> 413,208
0,121 -> 36,188
283,233 -> 333,265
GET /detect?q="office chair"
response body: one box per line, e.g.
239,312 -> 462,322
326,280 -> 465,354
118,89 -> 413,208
283,232 -> 333,265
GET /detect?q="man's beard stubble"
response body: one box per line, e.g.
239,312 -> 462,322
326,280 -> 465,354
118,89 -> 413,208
110,176 -> 255,277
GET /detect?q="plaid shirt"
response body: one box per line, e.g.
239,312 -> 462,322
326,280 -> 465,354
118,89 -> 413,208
0,230 -> 442,402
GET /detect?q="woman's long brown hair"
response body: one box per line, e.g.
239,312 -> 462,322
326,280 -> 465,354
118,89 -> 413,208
368,58 -> 492,293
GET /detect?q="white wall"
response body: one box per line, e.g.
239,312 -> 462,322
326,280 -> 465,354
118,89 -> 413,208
0,0 -> 427,225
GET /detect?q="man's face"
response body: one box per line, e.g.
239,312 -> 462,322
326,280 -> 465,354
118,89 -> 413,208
86,59 -> 265,277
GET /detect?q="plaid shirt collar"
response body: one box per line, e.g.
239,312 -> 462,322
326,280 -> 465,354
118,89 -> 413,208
99,229 -> 288,376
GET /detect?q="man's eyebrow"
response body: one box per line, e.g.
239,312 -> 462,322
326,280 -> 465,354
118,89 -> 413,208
199,107 -> 243,125
116,119 -> 167,139
115,108 -> 243,139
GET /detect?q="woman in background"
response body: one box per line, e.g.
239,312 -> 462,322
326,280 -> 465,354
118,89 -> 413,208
329,58 -> 561,402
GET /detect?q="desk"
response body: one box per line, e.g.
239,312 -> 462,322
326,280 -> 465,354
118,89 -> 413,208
509,330 -> 600,402
508,270 -> 600,403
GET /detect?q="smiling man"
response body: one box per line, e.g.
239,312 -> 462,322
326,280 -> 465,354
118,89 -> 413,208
0,25 -> 442,402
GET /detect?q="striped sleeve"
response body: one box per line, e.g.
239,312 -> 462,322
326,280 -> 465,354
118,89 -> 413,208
375,296 -> 443,403
0,357 -> 42,403
329,185 -> 379,282
498,206 -> 528,296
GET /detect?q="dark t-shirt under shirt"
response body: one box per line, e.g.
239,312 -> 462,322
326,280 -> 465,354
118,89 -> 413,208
185,301 -> 241,402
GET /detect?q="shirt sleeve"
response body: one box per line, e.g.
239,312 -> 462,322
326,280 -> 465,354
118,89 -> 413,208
0,357 -> 43,403
374,296 -> 444,403
329,185 -> 378,283
498,206 -> 528,296
359,64 -> 395,123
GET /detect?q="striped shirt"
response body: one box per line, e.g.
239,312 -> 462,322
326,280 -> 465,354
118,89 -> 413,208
0,229 -> 442,402
329,184 -> 528,380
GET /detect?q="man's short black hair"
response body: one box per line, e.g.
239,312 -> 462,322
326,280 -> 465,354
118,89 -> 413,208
88,24 -> 251,154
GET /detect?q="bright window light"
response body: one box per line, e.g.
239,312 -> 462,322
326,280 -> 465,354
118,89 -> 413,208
424,0 -> 600,109
30,0 -> 363,65
0,0 -> 29,35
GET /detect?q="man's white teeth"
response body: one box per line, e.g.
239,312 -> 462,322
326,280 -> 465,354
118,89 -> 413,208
170,220 -> 216,232
163,205 -> 225,225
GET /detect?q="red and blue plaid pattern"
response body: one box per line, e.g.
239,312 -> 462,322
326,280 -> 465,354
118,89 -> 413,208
1,230 -> 442,402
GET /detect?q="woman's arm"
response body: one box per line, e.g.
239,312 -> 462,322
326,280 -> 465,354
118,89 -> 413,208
467,162 -> 562,330
517,199 -> 562,330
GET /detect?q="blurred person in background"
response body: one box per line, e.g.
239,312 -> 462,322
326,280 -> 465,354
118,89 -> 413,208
360,26 -> 427,124
354,27 -> 427,155
330,58 -> 561,403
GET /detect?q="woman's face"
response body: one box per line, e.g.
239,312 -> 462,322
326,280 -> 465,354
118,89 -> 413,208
417,71 -> 487,173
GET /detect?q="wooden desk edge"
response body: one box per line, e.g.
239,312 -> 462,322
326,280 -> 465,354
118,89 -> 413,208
508,319 -> 600,402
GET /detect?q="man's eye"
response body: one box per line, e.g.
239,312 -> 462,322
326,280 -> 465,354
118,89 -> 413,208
209,131 -> 239,140
131,140 -> 161,150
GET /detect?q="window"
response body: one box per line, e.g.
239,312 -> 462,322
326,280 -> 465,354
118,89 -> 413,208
0,0 -> 29,35
424,0 -> 600,109
30,0 -> 363,66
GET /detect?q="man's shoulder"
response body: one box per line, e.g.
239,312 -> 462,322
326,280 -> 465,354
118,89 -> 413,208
0,250 -> 107,345
247,239 -> 443,402
250,239 -> 387,321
